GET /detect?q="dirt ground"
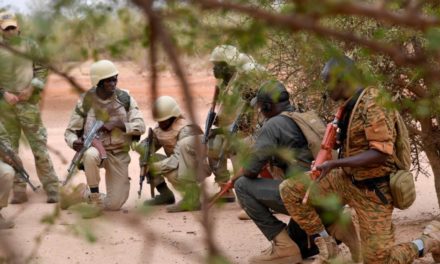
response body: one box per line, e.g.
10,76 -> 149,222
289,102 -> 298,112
0,61 -> 439,263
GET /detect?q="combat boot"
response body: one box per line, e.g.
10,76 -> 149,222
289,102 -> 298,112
88,193 -> 105,208
10,191 -> 28,204
60,183 -> 89,210
46,190 -> 59,204
312,236 -> 339,264
327,222 -> 362,263
421,220 -> 440,261
249,229 -> 302,264
0,213 -> 14,229
166,199 -> 201,213
144,184 -> 175,206
237,209 -> 251,220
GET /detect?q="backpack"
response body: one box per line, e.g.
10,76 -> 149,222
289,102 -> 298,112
282,111 -> 335,159
393,112 -> 411,170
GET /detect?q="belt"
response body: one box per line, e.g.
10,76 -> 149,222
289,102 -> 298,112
351,175 -> 390,205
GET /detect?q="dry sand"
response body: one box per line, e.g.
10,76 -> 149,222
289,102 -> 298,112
0,61 -> 438,263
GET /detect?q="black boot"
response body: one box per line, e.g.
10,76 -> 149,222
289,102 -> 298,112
144,182 -> 175,206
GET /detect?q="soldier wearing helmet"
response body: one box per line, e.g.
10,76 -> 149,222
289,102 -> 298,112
207,45 -> 269,206
0,12 -> 60,204
137,96 -> 210,213
63,60 -> 145,214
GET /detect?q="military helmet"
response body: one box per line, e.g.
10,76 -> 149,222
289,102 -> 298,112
152,96 -> 181,122
209,45 -> 240,66
90,60 -> 119,87
251,80 -> 289,106
321,55 -> 356,82
0,12 -> 18,30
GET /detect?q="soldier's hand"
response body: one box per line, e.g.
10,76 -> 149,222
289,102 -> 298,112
73,139 -> 84,152
101,120 -> 126,132
3,92 -> 19,105
315,160 -> 336,179
18,87 -> 34,102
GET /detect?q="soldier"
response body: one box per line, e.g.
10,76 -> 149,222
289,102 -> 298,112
140,96 -> 211,213
279,56 -> 440,263
0,122 -> 15,229
234,80 -> 360,263
0,12 -> 59,203
207,45 -> 268,204
64,60 -> 145,211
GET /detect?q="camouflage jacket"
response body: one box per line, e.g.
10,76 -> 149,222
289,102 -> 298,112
0,37 -> 48,95
215,68 -> 270,137
342,87 -> 397,181
0,122 -> 12,150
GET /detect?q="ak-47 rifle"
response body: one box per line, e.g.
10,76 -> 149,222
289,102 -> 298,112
302,106 -> 345,204
0,142 -> 39,191
202,85 -> 220,144
138,127 -> 154,199
64,120 -> 107,185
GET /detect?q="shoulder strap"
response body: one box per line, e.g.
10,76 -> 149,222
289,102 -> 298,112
345,87 -> 370,155
115,89 -> 131,112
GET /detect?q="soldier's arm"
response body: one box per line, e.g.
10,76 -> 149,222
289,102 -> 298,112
64,98 -> 86,149
125,96 -> 146,136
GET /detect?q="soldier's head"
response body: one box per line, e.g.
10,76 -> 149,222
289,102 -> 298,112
210,45 -> 240,81
90,60 -> 119,100
0,12 -> 19,39
321,55 -> 361,101
252,80 -> 290,119
153,96 -> 181,130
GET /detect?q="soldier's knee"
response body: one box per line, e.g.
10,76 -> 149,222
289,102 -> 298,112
279,179 -> 299,201
83,148 -> 100,165
234,176 -> 249,195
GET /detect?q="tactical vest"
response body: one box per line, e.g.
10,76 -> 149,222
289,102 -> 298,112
81,89 -> 131,151
154,117 -> 192,157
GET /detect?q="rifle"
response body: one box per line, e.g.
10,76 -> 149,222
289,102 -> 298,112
138,127 -> 154,199
0,141 -> 39,192
202,85 -> 220,144
302,106 -> 345,204
64,120 -> 106,186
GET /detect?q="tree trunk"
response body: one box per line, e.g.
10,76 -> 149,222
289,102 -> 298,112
419,118 -> 440,209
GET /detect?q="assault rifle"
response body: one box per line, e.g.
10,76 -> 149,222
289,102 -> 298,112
302,106 -> 345,204
0,141 -> 39,191
64,120 -> 107,185
202,85 -> 220,144
138,127 -> 154,199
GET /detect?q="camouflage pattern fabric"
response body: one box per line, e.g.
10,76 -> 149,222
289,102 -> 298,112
0,100 -> 59,194
280,170 -> 418,263
342,87 -> 397,181
279,87 -> 420,263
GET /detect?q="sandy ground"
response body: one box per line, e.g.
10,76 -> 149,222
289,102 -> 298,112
0,61 -> 439,264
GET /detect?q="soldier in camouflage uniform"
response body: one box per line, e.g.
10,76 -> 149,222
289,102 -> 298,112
0,12 -> 59,203
0,122 -> 16,229
279,56 -> 440,263
207,45 -> 269,204
139,96 -> 211,213
64,60 -> 145,212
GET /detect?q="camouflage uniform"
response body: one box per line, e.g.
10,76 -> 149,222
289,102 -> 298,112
65,88 -> 145,210
0,37 -> 59,196
280,87 -> 419,263
149,116 -> 211,196
208,68 -> 269,181
0,122 -> 14,209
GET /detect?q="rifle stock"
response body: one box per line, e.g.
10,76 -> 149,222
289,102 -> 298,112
64,120 -> 105,185
0,142 -> 39,192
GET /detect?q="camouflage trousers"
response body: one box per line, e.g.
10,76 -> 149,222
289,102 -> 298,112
279,169 -> 419,264
0,160 -> 14,208
0,100 -> 59,195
